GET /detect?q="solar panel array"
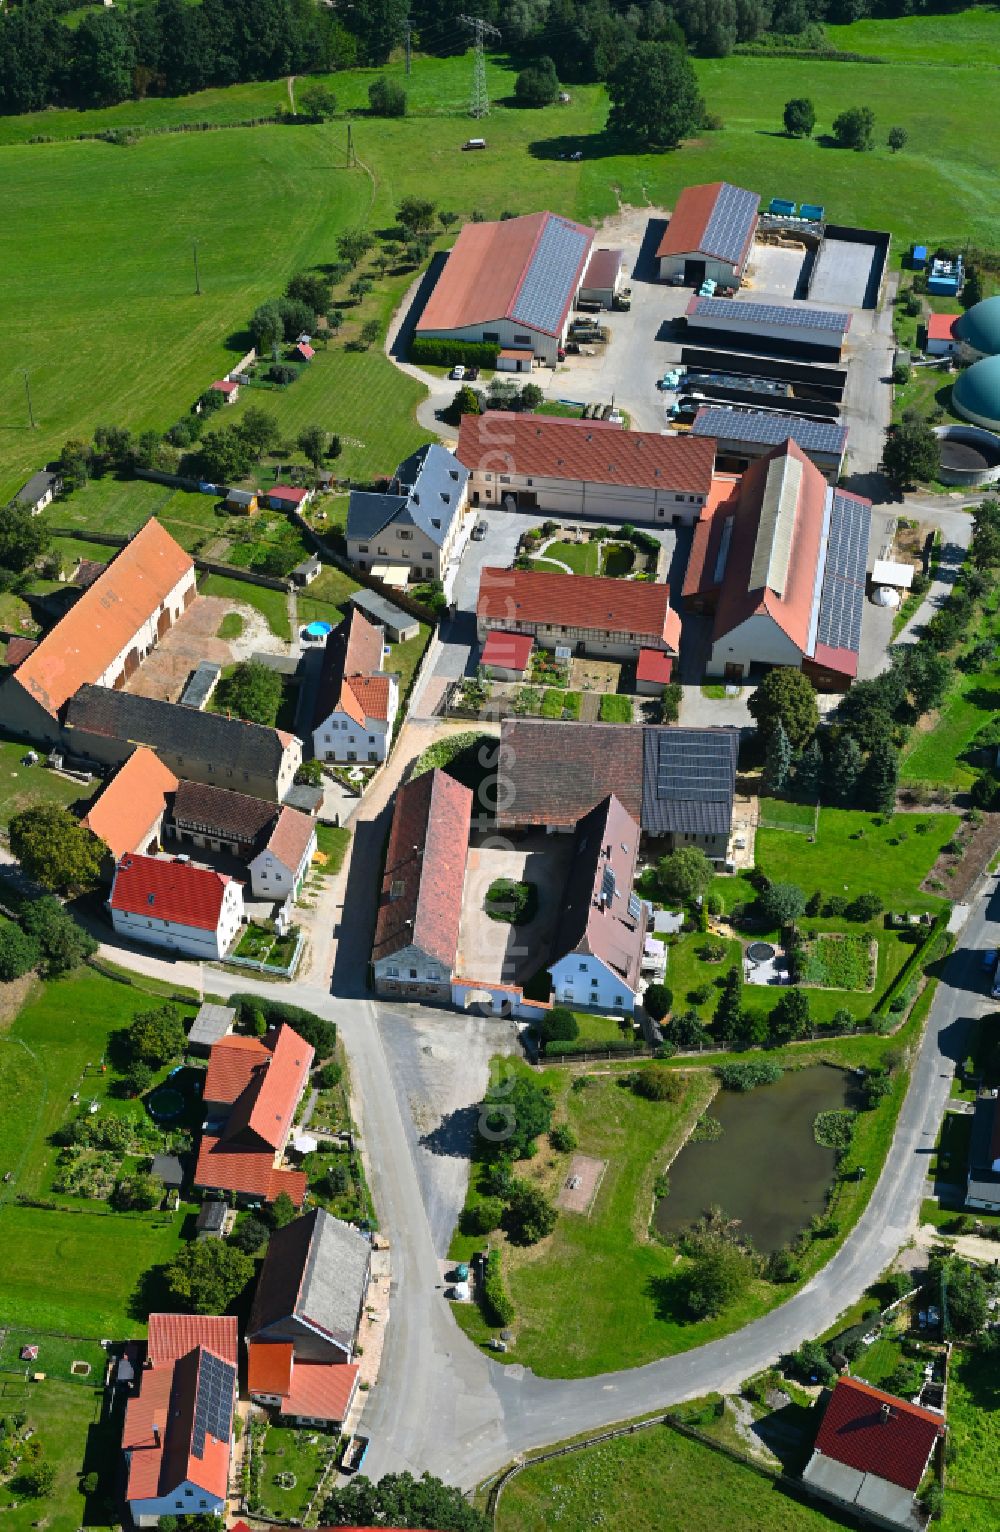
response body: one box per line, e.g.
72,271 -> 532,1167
700,183 -> 760,265
655,732 -> 734,802
191,1352 -> 235,1459
815,492 -> 871,653
601,865 -> 617,903
693,406 -> 848,455
512,217 -> 592,335
627,892 -> 642,922
692,297 -> 849,334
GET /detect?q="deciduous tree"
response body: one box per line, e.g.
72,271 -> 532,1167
298,425 -> 328,470
832,104 -> 875,151
657,845 -> 713,903
0,504 -> 49,574
166,1240 -> 255,1315
882,413 -> 940,490
887,125 -> 907,153
8,804 -> 105,894
322,1471 -> 488,1532
748,667 -> 819,751
127,1004 -> 186,1068
606,42 -> 704,148
783,97 -> 815,136
515,56 -> 559,107
217,659 -> 283,727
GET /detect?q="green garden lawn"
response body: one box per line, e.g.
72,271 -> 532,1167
0,735 -> 97,826
942,1345 -> 1000,1530
756,808 -> 958,912
199,572 -> 291,640
901,667 -> 1000,787
0,1378 -> 118,1532
495,1418 -> 837,1532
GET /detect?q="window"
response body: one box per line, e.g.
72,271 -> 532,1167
484,473 -> 493,482
409,968 -> 418,979
499,474 -> 511,483
368,734 -> 376,742
399,529 -> 412,540
578,961 -> 587,972
359,544 -> 369,553
423,551 -> 433,560
185,1490 -> 193,1498
325,750 -> 334,761
387,965 -> 399,977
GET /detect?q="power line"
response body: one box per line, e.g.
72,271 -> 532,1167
458,14 -> 500,119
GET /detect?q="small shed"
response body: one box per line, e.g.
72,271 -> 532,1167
578,247 -> 624,309
911,244 -> 928,270
496,348 -> 534,374
269,484 -> 312,512
211,379 -> 240,404
293,342 -> 315,363
151,1154 -> 185,1190
291,555 -> 322,587
187,1002 -> 236,1054
226,487 -> 258,514
348,589 -> 420,643
16,469 -> 62,515
871,559 -> 914,590
179,662 -> 222,711
635,647 -> 674,695
196,1201 -> 228,1240
480,630 -> 533,680
926,313 -> 959,358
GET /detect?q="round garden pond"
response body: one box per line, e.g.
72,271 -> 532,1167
746,940 -> 776,963
146,1086 -> 185,1121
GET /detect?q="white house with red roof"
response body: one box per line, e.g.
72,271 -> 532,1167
312,609 -> 398,764
268,485 -> 312,511
123,1313 -> 237,1526
926,312 -> 960,357
195,1024 -> 313,1205
109,853 -> 244,960
456,411 -> 717,528
683,440 -> 872,690
248,806 -> 317,900
210,378 -> 240,403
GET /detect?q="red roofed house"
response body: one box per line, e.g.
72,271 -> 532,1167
82,747 -> 179,867
195,1023 -> 314,1206
635,648 -> 673,695
210,378 -> 240,403
268,485 -> 312,511
246,1208 -> 370,1426
682,440 -> 871,690
656,181 -> 760,290
372,768 -> 473,1002
548,794 -> 648,1015
416,210 -> 596,366
456,411 -> 716,528
248,806 -> 317,901
123,1313 -> 238,1526
478,565 -> 681,664
312,608 -> 398,765
1,517 -> 196,748
926,312 -> 960,358
480,629 -> 533,681
109,852 -> 244,960
292,341 -> 315,362
802,1376 -> 945,1531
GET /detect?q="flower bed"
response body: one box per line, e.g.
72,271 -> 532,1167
798,934 -> 876,991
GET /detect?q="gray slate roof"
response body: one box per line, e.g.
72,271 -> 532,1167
188,1003 -> 237,1049
348,588 -> 419,637
347,444 -> 468,548
249,1207 -> 371,1356
641,727 -> 739,837
65,684 -> 298,778
16,470 -> 60,506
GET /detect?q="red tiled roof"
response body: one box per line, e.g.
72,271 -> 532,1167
194,1134 -> 307,1204
212,379 -> 238,393
814,1377 -> 944,1492
344,673 -> 393,724
282,1360 -> 359,1423
204,1035 -> 270,1106
109,853 -> 235,931
247,1341 -> 294,1396
82,747 -> 179,861
927,312 -> 958,341
146,1313 -> 238,1367
262,806 -> 317,875
315,608 -> 386,729
582,247 -> 623,291
372,768 -> 473,967
481,630 -> 533,671
294,343 -> 315,360
125,1344 -> 234,1504
270,485 -> 309,504
5,636 -> 38,666
498,348 -> 533,360
240,1024 -> 314,1150
457,411 -> 716,494
478,566 -> 680,652
12,518 -> 193,719
656,181 -> 759,264
636,648 -> 673,684
417,211 -> 595,339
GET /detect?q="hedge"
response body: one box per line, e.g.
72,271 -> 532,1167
409,337 -> 500,368
872,912 -> 949,1018
545,1038 -> 646,1058
482,1248 -> 515,1326
230,993 -> 336,1056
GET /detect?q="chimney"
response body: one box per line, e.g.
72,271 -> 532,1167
880,1403 -> 892,1422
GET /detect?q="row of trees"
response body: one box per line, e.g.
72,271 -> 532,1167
783,96 -> 907,151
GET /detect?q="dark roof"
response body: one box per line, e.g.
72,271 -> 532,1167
196,1202 -> 227,1234
172,778 -> 278,846
16,469 -> 60,506
151,1154 -> 185,1187
641,726 -> 739,837
314,608 -> 385,728
692,405 -> 848,456
347,444 -> 469,547
970,1091 -> 1000,1173
66,686 -> 298,783
372,768 -> 473,967
249,1208 -> 371,1356
689,295 -> 850,335
348,589 -> 419,634
813,1377 -> 944,1493
551,795 -> 646,990
495,720 -> 738,837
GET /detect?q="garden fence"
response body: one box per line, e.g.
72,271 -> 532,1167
226,930 -> 305,980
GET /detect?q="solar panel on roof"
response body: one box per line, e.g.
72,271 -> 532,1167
655,733 -> 734,801
700,183 -> 759,266
693,298 -> 849,333
601,865 -> 617,903
191,1352 -> 235,1459
512,217 -> 591,335
815,492 -> 871,653
692,406 -> 847,455
628,892 -> 642,922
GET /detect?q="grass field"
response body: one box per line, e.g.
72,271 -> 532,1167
0,967 -> 197,1335
942,1345 -> 1000,1530
199,571 -> 291,639
2,17 -> 999,499
49,475 -> 220,550
0,1377 -> 118,1532
494,1418 -> 837,1532
901,669 -> 1000,787
0,735 -> 97,826
756,807 -> 958,912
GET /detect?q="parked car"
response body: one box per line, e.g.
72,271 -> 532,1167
450,364 -> 466,381
471,521 -> 488,541
466,365 -> 480,381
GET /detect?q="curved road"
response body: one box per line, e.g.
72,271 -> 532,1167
89,865 -> 989,1490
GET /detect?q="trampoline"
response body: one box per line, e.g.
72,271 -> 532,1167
304,620 -> 333,640
747,941 -> 777,964
146,1086 -> 184,1121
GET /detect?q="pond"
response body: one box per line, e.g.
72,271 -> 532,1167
654,1065 -> 862,1254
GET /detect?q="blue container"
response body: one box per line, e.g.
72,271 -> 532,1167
799,203 -> 825,222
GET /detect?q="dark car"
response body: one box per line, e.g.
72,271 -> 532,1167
466,365 -> 480,381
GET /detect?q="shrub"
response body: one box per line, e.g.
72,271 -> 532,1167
368,77 -> 407,117
484,878 -> 538,926
813,1108 -> 857,1152
643,983 -> 672,1022
824,895 -> 849,917
482,1248 -> 514,1325
539,1007 -> 578,1047
268,363 -> 297,384
506,1181 -> 557,1244
716,1060 -> 783,1091
0,921 -> 39,981
315,1061 -> 343,1091
231,995 -> 336,1057
848,891 -> 883,922
409,337 -> 499,369
549,1123 -> 578,1152
630,1065 -> 682,1102
464,1197 -> 506,1236
788,1339 -> 836,1385
766,1248 -> 802,1283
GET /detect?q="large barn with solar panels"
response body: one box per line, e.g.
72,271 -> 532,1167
683,439 -> 871,689
656,182 -> 760,289
684,295 -> 851,362
415,210 -> 596,365
691,404 -> 849,482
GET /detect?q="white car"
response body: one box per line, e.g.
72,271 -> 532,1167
450,364 -> 466,381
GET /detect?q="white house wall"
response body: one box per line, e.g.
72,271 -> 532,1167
419,316 -> 561,365
468,467 -> 706,528
659,253 -> 741,286
707,611 -> 804,677
111,882 -> 244,960
95,567 -> 197,692
249,829 -> 316,899
128,1478 -> 225,1523
348,491 -> 468,583
313,682 -> 398,763
549,953 -> 638,1014
374,942 -> 452,1001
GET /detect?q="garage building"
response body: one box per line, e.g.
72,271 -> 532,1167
456,411 -> 716,527
578,247 -> 624,308
415,210 -> 595,366
656,182 -> 760,289
684,296 -> 851,362
691,405 -> 848,482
